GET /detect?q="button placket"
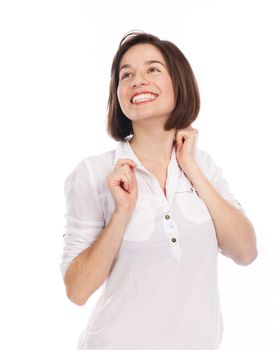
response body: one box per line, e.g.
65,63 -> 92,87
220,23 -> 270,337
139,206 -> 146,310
163,211 -> 182,260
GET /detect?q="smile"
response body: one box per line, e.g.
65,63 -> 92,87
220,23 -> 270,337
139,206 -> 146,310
131,93 -> 158,104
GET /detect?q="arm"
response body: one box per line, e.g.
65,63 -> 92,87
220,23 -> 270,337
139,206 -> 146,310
183,161 -> 257,266
64,208 -> 131,306
61,157 -> 138,306
175,126 -> 257,266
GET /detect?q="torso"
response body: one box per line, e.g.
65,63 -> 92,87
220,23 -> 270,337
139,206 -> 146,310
128,141 -> 170,197
140,160 -> 168,197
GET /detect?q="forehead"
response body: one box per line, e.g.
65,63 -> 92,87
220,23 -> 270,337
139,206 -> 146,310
119,43 -> 165,66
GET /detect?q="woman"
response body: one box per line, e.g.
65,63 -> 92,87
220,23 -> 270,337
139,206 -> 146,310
61,30 -> 257,349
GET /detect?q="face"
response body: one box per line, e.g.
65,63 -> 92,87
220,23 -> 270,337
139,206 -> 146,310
117,44 -> 175,124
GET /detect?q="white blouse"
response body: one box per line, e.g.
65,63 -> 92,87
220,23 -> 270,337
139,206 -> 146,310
61,138 -> 246,350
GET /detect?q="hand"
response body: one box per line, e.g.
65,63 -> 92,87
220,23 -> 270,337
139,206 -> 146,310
174,125 -> 199,173
106,159 -> 138,215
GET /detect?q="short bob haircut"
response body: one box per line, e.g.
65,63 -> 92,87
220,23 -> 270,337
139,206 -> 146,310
106,30 -> 200,142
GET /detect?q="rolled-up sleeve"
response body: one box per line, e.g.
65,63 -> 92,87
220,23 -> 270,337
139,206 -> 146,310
60,158 -> 105,279
196,149 -> 247,215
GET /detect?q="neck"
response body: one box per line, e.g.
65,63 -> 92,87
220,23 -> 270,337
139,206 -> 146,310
129,129 -> 176,164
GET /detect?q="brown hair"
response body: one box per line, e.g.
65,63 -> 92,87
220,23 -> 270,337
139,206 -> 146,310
106,30 -> 200,142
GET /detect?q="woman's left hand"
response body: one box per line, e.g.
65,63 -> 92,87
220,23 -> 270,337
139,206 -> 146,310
174,125 -> 199,172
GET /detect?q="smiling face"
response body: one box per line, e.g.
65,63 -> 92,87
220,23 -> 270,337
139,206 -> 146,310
117,44 -> 175,124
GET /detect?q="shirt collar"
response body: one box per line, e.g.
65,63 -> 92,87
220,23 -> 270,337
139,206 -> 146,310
113,138 -> 145,171
113,138 -> 193,193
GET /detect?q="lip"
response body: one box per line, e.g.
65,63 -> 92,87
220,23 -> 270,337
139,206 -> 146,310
132,99 -> 157,105
130,90 -> 159,103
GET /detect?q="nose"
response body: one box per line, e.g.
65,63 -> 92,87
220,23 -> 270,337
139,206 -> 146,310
131,73 -> 149,88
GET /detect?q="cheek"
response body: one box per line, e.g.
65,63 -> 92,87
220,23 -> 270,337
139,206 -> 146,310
116,85 -> 121,99
168,81 -> 175,103
116,88 -> 124,108
117,85 -> 127,105
163,79 -> 175,101
157,76 -> 173,94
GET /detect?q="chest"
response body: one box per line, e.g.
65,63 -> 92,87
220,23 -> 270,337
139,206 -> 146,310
141,162 -> 168,196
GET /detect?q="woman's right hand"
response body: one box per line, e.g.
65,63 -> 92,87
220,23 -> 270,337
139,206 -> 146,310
106,159 -> 138,217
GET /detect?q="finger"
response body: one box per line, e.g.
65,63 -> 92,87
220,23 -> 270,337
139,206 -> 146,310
124,171 -> 132,182
123,181 -> 129,192
115,159 -> 137,169
127,168 -> 137,192
176,127 -> 198,137
176,130 -> 195,140
120,172 -> 128,181
113,166 -> 133,185
123,169 -> 137,189
175,132 -> 186,150
121,174 -> 130,191
175,129 -> 198,149
120,166 -> 134,181
116,163 -> 137,172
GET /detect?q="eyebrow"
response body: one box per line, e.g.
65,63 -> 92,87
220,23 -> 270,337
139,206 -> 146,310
119,60 -> 166,72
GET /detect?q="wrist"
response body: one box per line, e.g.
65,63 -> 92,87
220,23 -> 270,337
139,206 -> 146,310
180,160 -> 200,175
113,207 -> 133,223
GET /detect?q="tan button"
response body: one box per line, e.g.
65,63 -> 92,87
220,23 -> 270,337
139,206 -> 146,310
171,237 -> 177,243
165,214 -> 170,220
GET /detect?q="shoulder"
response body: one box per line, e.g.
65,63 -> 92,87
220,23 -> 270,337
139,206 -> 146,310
84,148 -> 115,167
83,148 -> 116,178
195,147 -> 223,182
63,148 -> 116,198
195,147 -> 216,168
69,148 -> 115,174
65,148 -> 116,190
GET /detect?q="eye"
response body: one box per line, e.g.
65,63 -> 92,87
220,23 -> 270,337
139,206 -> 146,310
148,66 -> 161,73
121,72 -> 132,80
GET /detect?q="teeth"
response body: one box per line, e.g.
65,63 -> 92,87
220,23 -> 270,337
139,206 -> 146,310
132,93 -> 157,103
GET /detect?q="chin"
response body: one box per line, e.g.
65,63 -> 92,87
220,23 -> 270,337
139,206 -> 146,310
127,113 -> 154,120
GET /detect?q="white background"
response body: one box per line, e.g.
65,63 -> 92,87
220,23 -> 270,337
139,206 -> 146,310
0,0 -> 276,349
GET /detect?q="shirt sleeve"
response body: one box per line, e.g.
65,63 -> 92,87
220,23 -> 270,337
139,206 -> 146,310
196,148 -> 247,216
60,158 -> 105,279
